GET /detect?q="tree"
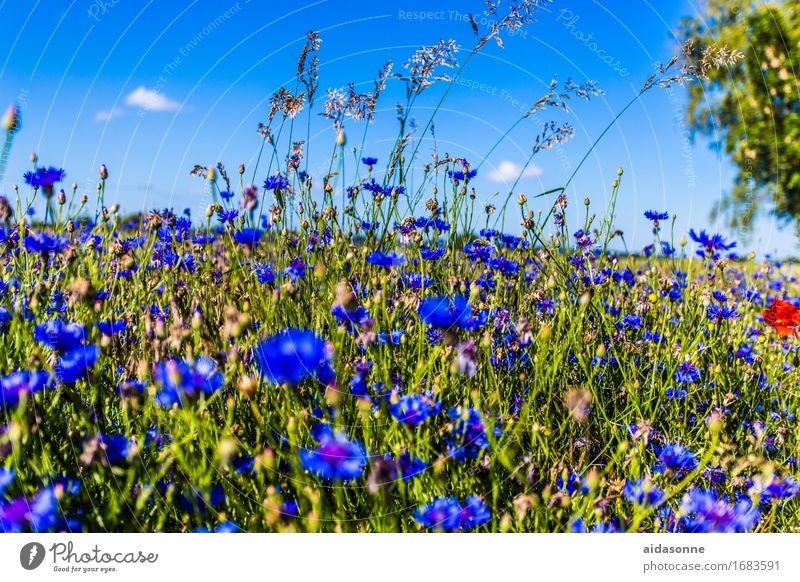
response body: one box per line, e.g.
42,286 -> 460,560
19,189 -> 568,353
681,0 -> 800,232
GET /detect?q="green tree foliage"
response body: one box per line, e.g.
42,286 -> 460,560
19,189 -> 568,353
681,0 -> 800,232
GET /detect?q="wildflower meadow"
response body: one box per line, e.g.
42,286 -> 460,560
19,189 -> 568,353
0,1 -> 799,535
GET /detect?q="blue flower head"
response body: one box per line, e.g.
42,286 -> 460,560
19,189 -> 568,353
153,357 -> 224,407
300,431 -> 366,481
264,175 -> 289,191
255,329 -> 334,386
413,496 -> 490,531
390,393 -> 441,427
418,295 -> 472,330
644,210 -> 669,222
655,444 -> 699,477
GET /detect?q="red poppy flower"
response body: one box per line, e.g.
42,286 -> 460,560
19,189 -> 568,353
763,299 -> 800,337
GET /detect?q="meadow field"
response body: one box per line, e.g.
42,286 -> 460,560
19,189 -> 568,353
0,3 -> 798,533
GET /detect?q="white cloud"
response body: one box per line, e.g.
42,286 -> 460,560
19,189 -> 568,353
124,86 -> 181,111
487,160 -> 542,184
94,108 -> 124,122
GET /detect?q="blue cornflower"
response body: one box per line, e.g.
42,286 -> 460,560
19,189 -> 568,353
655,444 -> 699,477
557,472 -> 591,495
707,304 -> 740,322
397,452 -> 427,480
674,361 -> 701,385
55,346 -> 99,384
23,166 -> 66,192
33,319 -> 84,352
23,232 -> 69,254
0,370 -> 50,407
447,169 -> 478,181
4,485 -> 79,532
415,217 -> 450,231
219,190 -> 236,200
413,496 -> 490,531
233,228 -> 263,246
217,208 -> 240,224
97,321 -> 126,335
178,485 -> 226,515
361,156 -> 378,167
300,431 -> 366,481
254,329 -> 334,386
96,433 -> 133,465
331,305 -> 370,332
361,178 -> 383,195
665,387 -> 688,400
488,257 -> 520,277
152,357 -> 224,407
390,393 -> 441,427
284,257 -> 307,281
366,251 -> 405,269
463,242 -> 495,261
680,489 -> 760,532
537,298 -> 555,315
712,291 -> 728,303
621,314 -> 643,330
420,245 -> 445,261
751,476 -> 800,506
624,478 -> 666,508
445,406 -> 489,461
644,210 -> 669,222
418,295 -> 471,329
264,174 -> 290,191
689,229 -> 736,258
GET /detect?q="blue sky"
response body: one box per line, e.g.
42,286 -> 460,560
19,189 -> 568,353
0,0 -> 793,256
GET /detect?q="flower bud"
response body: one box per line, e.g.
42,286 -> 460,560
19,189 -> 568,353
2,105 -> 19,133
99,164 -> 108,180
